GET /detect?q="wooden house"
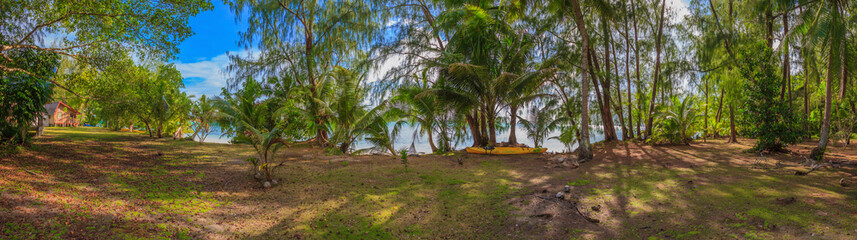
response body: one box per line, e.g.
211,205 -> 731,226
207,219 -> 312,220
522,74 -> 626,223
42,101 -> 80,127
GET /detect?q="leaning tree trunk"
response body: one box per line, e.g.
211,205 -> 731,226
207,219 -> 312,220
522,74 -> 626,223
466,113 -> 484,147
810,34 -> 844,160
570,0 -> 593,161
645,0 -> 667,139
144,121 -> 153,137
427,127 -> 438,153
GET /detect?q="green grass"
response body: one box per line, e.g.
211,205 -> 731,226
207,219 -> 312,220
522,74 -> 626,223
2,127 -> 857,239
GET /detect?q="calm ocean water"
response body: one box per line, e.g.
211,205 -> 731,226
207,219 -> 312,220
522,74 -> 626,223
196,124 -> 624,153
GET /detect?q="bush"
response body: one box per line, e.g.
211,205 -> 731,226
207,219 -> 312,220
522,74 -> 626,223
649,96 -> 700,145
738,43 -> 805,152
0,48 -> 58,144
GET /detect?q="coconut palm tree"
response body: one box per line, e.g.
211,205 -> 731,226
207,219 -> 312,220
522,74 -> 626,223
327,66 -> 370,153
793,0 -> 852,160
190,94 -> 216,143
519,99 -> 564,148
214,79 -> 287,182
393,83 -> 444,153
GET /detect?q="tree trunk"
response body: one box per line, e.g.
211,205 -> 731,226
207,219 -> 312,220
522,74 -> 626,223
728,103 -> 738,143
704,77 -> 709,142
600,20 -> 618,142
315,118 -> 329,147
36,117 -> 44,137
488,111 -> 497,145
467,113 -> 484,147
765,9 -> 773,48
190,124 -> 200,142
339,141 -> 350,153
623,18 -> 635,139
632,0 -> 643,139
804,45 -> 811,136
588,49 -> 616,141
427,128 -> 438,153
508,105 -> 518,144
570,0 -> 592,161
479,110 -> 489,145
645,0 -> 668,139
611,37 -> 627,140
156,122 -> 163,138
781,11 -> 791,105
144,121 -> 153,137
714,88 -> 725,138
810,31 -> 844,160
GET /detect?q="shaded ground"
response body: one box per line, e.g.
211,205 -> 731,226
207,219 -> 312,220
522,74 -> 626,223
1,127 -> 856,239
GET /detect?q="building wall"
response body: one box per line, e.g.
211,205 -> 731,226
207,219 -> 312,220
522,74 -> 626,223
52,105 -> 78,126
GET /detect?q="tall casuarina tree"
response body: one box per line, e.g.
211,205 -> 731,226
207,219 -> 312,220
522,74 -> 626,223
226,0 -> 387,147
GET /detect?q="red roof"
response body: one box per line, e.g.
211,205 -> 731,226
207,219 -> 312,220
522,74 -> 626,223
44,101 -> 80,115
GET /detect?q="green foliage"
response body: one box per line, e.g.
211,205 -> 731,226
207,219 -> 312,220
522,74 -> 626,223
190,95 -> 216,142
399,149 -> 408,170
649,96 -> 700,145
215,78 -> 302,182
0,48 -> 59,144
519,99 -> 563,148
737,43 -> 805,152
226,0 -> 386,146
1,0 -> 212,69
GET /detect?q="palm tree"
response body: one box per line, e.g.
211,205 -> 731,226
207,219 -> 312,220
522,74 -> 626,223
190,95 -> 216,143
327,66 -> 370,153
519,100 -> 563,148
214,79 -> 287,182
796,0 -> 850,160
359,106 -> 408,155
393,84 -> 443,152
651,96 -> 700,145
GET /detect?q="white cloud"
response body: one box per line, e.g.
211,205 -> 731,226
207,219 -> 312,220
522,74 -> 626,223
667,0 -> 691,24
367,53 -> 407,83
173,49 -> 257,98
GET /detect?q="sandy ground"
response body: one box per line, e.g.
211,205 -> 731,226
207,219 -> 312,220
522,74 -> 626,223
1,127 -> 856,239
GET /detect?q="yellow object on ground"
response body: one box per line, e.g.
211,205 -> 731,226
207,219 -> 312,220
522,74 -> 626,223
465,147 -> 547,155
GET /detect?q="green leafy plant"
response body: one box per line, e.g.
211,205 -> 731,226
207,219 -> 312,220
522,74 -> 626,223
399,149 -> 409,170
0,48 -> 58,145
519,99 -> 563,148
215,79 -> 298,182
650,96 -> 700,145
738,43 -> 805,152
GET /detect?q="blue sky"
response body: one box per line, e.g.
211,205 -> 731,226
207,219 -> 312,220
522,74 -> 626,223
171,1 -> 249,99
172,0 -> 690,99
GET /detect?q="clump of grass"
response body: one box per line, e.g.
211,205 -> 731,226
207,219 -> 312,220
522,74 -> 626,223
568,179 -> 592,186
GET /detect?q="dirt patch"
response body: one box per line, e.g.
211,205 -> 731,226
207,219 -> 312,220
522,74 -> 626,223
3,129 -> 857,239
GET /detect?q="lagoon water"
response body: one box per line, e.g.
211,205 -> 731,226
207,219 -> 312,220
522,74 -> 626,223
197,124 -> 624,153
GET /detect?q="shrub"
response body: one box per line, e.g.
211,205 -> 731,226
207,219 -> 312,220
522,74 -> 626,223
650,96 -> 700,145
738,43 -> 805,152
